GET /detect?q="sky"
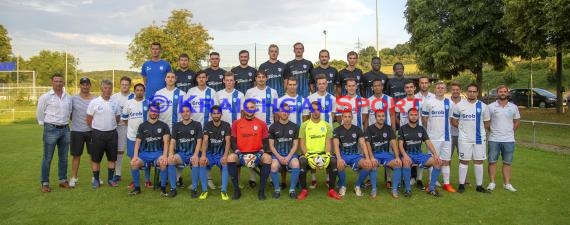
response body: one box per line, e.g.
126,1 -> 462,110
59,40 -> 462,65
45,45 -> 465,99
0,0 -> 410,72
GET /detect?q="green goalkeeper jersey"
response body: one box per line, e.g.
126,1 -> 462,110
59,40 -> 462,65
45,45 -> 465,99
299,119 -> 332,154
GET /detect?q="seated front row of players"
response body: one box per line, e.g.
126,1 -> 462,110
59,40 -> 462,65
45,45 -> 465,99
128,100 -> 445,199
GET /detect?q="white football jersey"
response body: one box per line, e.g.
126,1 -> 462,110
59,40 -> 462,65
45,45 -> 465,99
245,86 -> 278,125
277,94 -> 305,126
421,97 -> 452,142
121,98 -> 149,141
306,92 -> 337,129
450,98 -> 467,136
154,87 -> 186,131
111,92 -> 134,126
336,94 -> 368,129
216,88 -> 244,125
451,100 -> 490,144
184,86 -> 218,128
368,94 -> 394,127
395,97 -> 422,126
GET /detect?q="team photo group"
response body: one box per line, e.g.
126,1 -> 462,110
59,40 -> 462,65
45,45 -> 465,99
37,41 -> 520,201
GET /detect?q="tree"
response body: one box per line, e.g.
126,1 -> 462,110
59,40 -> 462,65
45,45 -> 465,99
19,50 -> 79,86
405,0 -> 518,95
504,0 -> 570,113
127,9 -> 213,71
0,25 -> 12,62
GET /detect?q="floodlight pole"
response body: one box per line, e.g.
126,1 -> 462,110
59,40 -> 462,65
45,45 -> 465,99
323,30 -> 327,49
376,0 -> 380,57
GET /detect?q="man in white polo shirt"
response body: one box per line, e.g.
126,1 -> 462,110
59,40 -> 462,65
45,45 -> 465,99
486,85 -> 520,192
36,74 -> 72,193
87,79 -> 121,188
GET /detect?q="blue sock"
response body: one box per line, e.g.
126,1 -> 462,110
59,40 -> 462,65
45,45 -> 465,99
403,167 -> 412,191
160,168 -> 167,189
392,168 -> 402,192
338,170 -> 347,187
430,168 -> 441,191
144,167 -> 151,182
370,169 -> 378,191
221,165 -> 228,192
271,171 -> 280,192
199,166 -> 208,192
131,169 -> 140,188
355,170 -> 369,187
168,165 -> 177,190
289,168 -> 300,192
191,166 -> 199,190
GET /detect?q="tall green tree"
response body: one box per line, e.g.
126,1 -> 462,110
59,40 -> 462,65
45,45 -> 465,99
127,9 -> 213,71
0,25 -> 13,62
405,0 -> 518,93
504,0 -> 570,113
19,50 -> 79,86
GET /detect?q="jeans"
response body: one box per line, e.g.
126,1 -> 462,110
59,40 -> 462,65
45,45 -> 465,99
41,124 -> 70,185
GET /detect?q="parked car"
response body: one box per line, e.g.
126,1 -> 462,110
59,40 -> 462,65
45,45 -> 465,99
482,88 -> 500,104
509,88 -> 567,108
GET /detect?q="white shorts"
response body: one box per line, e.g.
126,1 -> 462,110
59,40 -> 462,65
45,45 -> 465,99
458,141 -> 486,161
431,140 -> 452,161
116,125 -> 128,153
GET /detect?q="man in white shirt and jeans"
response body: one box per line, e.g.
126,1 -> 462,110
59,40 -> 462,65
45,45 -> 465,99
87,79 -> 121,188
36,74 -> 72,193
486,85 -> 520,192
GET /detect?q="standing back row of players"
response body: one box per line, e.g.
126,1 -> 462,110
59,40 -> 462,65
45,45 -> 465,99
142,41 -> 414,101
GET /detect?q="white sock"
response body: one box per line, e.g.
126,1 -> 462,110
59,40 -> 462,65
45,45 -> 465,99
442,165 -> 450,184
249,168 -> 256,181
474,164 -> 484,186
115,153 -> 123,176
417,167 -> 424,181
176,168 -> 182,180
428,167 -> 433,182
311,172 -> 317,180
207,170 -> 212,180
459,163 -> 468,184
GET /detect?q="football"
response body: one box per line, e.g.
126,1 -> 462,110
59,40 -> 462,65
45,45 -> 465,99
243,154 -> 257,168
313,155 -> 325,168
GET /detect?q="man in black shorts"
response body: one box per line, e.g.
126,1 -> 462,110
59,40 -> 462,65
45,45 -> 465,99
69,77 -> 97,187
86,79 -> 121,188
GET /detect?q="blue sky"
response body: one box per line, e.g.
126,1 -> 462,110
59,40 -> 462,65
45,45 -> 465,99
0,0 -> 410,71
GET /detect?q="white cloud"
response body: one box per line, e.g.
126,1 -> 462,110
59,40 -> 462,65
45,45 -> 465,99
47,31 -> 129,46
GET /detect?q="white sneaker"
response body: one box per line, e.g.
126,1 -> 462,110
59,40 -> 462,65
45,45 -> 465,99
410,178 -> 416,185
354,186 -> 363,197
339,186 -> 347,197
207,179 -> 217,190
486,182 -> 496,191
503,184 -> 517,192
436,181 -> 442,187
69,177 -> 78,188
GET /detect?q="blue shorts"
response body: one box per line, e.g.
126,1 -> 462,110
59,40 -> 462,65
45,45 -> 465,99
407,152 -> 431,166
207,154 -> 223,169
139,151 -> 162,165
488,141 -> 515,164
127,139 -> 135,158
272,153 -> 299,167
175,152 -> 194,166
239,152 -> 262,167
373,152 -> 396,166
340,154 -> 363,170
